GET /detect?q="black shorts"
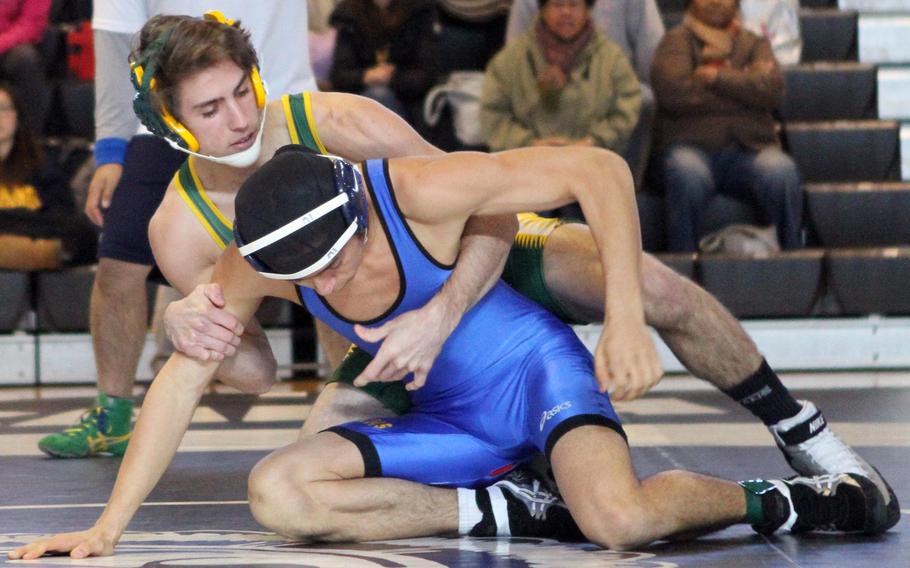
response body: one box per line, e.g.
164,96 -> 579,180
96,136 -> 185,265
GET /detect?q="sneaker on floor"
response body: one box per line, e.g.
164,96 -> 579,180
770,400 -> 897,511
38,393 -> 132,458
492,468 -> 584,541
746,473 -> 899,536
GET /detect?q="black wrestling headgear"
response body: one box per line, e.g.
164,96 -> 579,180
234,145 -> 368,279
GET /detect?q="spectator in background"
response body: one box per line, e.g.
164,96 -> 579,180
308,0 -> 338,89
0,82 -> 95,270
329,0 -> 440,123
435,0 -> 512,74
481,0 -> 640,153
482,0 -> 640,220
741,0 -> 802,65
505,0 -> 664,185
0,0 -> 51,132
652,0 -> 802,253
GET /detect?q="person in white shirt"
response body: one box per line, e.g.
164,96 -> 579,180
37,1 -> 317,459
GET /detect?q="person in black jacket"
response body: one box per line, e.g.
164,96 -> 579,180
0,82 -> 95,270
329,0 -> 440,123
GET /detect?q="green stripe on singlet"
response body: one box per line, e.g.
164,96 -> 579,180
175,160 -> 234,249
283,92 -> 326,153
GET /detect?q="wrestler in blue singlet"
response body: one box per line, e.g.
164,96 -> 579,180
299,159 -> 624,488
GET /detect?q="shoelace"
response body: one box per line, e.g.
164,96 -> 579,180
796,475 -> 850,531
63,407 -> 107,437
511,479 -> 561,520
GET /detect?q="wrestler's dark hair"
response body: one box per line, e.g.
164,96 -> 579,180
132,14 -> 258,121
234,146 -> 350,276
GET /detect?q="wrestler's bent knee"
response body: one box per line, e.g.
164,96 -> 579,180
577,495 -> 652,551
248,445 -> 338,538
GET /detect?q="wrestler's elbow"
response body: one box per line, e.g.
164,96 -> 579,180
240,360 -> 277,395
592,148 -> 634,194
570,148 -> 634,207
217,355 -> 277,395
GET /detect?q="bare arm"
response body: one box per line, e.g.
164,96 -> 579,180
397,147 -> 662,392
309,91 -> 442,160
149,194 -> 276,389
9,248 -> 288,560
102,249 -> 277,535
444,215 -> 518,317
9,354 -> 218,560
86,30 -> 138,226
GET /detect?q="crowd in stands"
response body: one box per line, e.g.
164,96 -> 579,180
313,0 -> 806,254
0,0 -> 95,272
1,0 -> 805,282
311,0 -> 803,252
652,0 -> 802,252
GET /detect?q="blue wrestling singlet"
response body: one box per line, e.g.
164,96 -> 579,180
298,160 -> 624,488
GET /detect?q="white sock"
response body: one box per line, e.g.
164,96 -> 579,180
457,488 -> 483,535
488,485 -> 511,536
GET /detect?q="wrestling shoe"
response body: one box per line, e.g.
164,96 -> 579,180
744,473 -> 898,536
770,400 -> 897,510
490,468 -> 584,541
38,393 -> 132,458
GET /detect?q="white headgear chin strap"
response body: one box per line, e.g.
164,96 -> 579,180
166,80 -> 270,168
238,193 -> 360,280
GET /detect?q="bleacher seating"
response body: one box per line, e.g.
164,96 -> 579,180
781,63 -> 877,121
785,120 -> 901,182
828,247 -> 910,315
0,272 -> 30,332
653,253 -> 696,281
58,80 -> 94,140
800,8 -> 858,62
29,266 -> 292,333
698,251 -> 825,318
801,0 -> 837,7
636,192 -> 666,252
806,182 -> 910,246
35,266 -> 95,332
639,0 -> 910,319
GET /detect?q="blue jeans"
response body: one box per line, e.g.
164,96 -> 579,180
662,144 -> 803,252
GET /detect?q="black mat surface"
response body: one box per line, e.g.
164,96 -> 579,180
2,382 -> 907,567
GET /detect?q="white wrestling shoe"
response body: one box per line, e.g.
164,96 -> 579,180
769,400 -> 894,507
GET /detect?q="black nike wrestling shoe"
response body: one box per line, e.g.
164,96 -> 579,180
744,473 -> 899,536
